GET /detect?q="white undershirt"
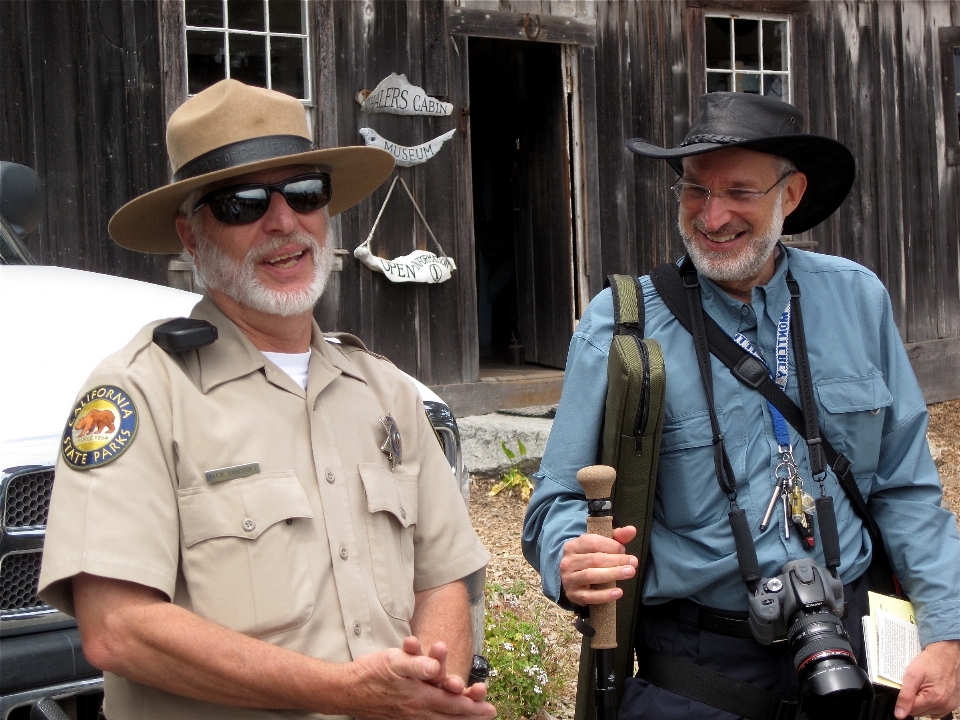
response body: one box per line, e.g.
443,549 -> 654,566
262,350 -> 312,390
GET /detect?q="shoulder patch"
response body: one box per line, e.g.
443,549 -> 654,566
61,385 -> 138,470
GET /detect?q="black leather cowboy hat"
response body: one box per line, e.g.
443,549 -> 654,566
626,92 -> 855,234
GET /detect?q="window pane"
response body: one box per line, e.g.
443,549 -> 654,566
734,19 -> 760,71
269,0 -> 302,34
707,72 -> 732,93
271,36 -> 305,98
186,0 -> 223,28
186,30 -> 226,94
228,0 -> 265,31
762,20 -> 787,71
736,73 -> 761,94
706,17 -> 732,69
230,33 -> 267,87
763,75 -> 785,100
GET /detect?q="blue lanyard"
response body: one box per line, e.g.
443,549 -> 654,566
732,303 -> 792,449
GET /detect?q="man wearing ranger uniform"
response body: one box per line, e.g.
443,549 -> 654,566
40,79 -> 494,720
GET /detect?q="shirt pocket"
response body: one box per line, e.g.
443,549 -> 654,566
177,471 -> 318,638
358,463 -> 418,620
655,410 -> 734,537
815,374 -> 893,476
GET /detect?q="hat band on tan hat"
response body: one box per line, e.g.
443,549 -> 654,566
172,135 -> 316,183
108,79 -> 395,254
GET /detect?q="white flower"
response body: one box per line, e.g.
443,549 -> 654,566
534,686 -> 543,694
503,642 -> 513,651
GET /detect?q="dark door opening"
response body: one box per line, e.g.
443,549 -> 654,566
468,37 -> 575,370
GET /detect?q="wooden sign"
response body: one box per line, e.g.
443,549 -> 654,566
359,128 -> 455,167
356,73 -> 453,116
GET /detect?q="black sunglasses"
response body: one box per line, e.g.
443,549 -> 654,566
193,172 -> 332,225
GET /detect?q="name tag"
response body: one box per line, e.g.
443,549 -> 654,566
205,463 -> 260,483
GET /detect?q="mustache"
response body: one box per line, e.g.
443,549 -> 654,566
246,232 -> 322,264
691,219 -> 752,236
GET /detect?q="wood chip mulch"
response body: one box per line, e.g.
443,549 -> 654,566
470,400 -> 960,720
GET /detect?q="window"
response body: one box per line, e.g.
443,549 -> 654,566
704,13 -> 791,103
939,27 -> 960,165
183,0 -> 311,102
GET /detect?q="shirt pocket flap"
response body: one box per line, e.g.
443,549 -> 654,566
815,375 -> 894,414
358,463 -> 418,528
179,472 -> 314,547
659,411 -> 714,453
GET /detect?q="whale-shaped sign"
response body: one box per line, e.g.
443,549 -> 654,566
359,127 -> 456,167
356,73 -> 453,116
354,244 -> 456,284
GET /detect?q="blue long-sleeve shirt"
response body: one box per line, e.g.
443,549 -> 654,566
522,247 -> 960,647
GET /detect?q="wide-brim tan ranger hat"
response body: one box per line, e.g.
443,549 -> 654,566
109,79 -> 395,253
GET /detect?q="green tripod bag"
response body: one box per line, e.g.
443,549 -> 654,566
574,275 -> 667,720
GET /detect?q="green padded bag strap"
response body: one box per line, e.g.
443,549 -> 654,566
607,274 -> 645,337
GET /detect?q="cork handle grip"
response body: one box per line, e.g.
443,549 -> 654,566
577,466 -> 617,650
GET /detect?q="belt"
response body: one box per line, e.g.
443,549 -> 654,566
646,598 -> 755,639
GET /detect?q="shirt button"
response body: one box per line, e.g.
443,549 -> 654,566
339,546 -> 348,560
354,622 -> 361,636
325,470 -> 335,483
740,306 -> 749,316
242,518 -> 256,532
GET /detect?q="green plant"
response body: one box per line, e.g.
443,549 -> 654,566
489,440 -> 534,500
483,582 -> 560,719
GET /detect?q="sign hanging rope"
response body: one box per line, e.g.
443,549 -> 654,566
354,175 -> 457,284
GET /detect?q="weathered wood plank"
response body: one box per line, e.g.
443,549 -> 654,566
906,337 -> 960,404
449,6 -> 597,45
578,44 -> 604,302
422,0 -> 448,96
430,375 -> 564,417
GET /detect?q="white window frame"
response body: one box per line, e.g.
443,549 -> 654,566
704,11 -> 792,104
182,0 -> 313,106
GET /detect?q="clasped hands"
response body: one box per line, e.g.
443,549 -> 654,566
559,527 -> 960,720
348,636 -> 495,720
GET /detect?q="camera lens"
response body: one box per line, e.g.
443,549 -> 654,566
787,610 -> 872,717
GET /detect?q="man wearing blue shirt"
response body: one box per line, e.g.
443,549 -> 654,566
522,93 -> 960,720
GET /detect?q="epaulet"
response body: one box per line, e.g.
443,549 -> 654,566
323,332 -> 392,363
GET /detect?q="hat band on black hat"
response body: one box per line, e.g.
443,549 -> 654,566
173,135 -> 316,182
679,133 -> 747,147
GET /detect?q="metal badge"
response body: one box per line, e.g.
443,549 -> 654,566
379,413 -> 402,469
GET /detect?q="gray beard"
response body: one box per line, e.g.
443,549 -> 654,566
678,188 -> 785,284
192,224 -> 334,317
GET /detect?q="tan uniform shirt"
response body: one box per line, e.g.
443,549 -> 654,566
39,297 -> 488,720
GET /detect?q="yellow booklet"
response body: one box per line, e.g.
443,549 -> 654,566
861,591 -> 920,690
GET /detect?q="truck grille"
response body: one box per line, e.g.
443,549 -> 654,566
0,550 -> 44,611
4,468 -> 54,527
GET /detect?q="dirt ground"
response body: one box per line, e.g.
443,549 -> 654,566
469,399 -> 960,720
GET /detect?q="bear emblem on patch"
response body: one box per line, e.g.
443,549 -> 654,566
61,385 -> 138,469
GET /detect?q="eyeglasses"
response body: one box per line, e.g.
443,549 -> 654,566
671,171 -> 794,209
194,172 -> 332,225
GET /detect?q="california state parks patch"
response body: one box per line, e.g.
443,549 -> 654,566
61,385 -> 138,470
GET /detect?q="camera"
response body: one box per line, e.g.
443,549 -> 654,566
748,559 -> 872,717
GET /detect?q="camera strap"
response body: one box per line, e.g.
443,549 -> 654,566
650,257 -> 898,592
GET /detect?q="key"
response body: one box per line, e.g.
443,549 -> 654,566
782,492 -> 791,539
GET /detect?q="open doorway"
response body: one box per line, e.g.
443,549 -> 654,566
469,37 -> 576,370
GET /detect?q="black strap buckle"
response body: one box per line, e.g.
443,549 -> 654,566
682,271 -> 700,289
769,698 -> 798,720
733,355 -> 768,389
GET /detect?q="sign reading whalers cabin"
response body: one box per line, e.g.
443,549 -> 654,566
356,73 -> 453,116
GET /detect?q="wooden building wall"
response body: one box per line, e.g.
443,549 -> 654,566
2,0 -> 958,401
0,0 -> 170,285
584,0 -> 960,402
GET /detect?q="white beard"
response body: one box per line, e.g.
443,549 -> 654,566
678,187 -> 785,284
192,224 -> 334,317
